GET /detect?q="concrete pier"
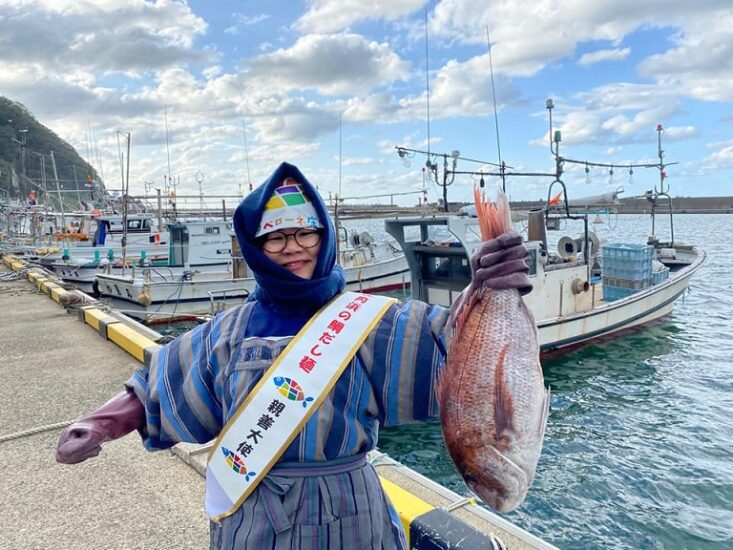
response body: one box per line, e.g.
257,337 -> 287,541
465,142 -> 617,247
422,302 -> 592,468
0,268 -> 209,549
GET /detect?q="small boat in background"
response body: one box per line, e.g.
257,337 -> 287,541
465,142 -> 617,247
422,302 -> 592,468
96,228 -> 409,322
47,218 -> 228,293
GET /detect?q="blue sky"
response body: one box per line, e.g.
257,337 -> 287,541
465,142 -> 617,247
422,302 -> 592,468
1,0 -> 731,206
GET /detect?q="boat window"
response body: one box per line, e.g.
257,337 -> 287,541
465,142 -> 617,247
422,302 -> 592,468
403,225 -> 422,243
143,219 -> 151,230
205,226 -> 220,234
527,248 -> 538,276
128,219 -> 141,230
424,255 -> 471,280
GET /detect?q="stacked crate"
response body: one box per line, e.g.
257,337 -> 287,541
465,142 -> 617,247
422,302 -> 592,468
652,266 -> 670,285
602,243 -> 653,301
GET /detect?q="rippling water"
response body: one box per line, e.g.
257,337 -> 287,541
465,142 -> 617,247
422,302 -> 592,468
374,214 -> 733,549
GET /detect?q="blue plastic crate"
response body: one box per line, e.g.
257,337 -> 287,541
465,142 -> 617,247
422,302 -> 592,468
652,267 -> 670,285
602,243 -> 653,281
603,284 -> 642,302
602,243 -> 654,262
602,276 -> 651,290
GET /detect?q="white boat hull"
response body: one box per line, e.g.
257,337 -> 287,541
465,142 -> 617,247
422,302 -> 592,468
96,252 -> 411,321
385,215 -> 706,354
536,252 -> 703,351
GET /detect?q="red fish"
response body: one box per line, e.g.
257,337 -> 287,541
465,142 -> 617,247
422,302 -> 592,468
438,188 -> 550,512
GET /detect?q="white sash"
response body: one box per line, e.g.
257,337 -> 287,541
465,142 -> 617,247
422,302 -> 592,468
205,291 -> 396,521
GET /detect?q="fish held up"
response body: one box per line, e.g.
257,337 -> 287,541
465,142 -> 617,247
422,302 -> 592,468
437,188 -> 550,513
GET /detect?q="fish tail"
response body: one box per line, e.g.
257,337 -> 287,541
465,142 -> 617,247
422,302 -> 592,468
473,187 -> 512,241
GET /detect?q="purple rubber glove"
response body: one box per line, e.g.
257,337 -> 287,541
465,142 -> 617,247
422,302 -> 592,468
450,231 -> 533,329
56,389 -> 145,464
471,231 -> 532,295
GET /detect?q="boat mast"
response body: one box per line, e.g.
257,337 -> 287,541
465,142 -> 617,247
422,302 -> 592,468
117,131 -> 131,274
650,124 -> 675,245
241,120 -> 251,199
49,151 -> 67,240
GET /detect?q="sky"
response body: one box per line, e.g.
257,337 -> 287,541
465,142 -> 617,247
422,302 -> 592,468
1,0 -> 732,207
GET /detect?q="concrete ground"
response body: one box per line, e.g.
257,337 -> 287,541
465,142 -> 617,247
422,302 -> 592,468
0,270 -> 210,550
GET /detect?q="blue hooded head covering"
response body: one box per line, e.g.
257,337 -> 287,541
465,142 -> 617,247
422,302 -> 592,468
233,162 -> 345,313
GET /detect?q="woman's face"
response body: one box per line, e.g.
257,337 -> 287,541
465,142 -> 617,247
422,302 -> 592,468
260,228 -> 321,279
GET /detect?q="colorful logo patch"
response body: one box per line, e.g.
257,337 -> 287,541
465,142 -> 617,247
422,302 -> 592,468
222,447 -> 256,480
255,179 -> 323,237
273,376 -> 315,408
264,181 -> 309,211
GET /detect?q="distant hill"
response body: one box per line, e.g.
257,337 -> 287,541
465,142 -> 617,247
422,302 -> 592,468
0,96 -> 105,208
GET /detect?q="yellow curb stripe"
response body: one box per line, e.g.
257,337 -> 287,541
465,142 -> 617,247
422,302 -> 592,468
378,476 -> 434,547
83,308 -> 111,331
106,322 -> 158,362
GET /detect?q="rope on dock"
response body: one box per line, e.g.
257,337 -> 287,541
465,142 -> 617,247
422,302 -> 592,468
0,268 -> 30,281
0,420 -> 75,444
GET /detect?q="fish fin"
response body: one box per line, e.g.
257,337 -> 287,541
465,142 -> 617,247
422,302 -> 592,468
473,187 -> 512,241
494,345 -> 516,452
450,283 -> 483,337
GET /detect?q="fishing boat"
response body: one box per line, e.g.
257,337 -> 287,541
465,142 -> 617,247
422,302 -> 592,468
36,211 -> 170,273
386,208 -> 704,353
389,107 -> 705,353
95,228 -> 410,322
49,218 -> 227,293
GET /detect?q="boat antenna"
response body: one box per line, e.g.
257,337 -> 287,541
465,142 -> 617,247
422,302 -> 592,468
486,26 -> 506,192
425,8 -> 432,159
164,104 -> 173,195
335,111 -> 343,265
338,112 -> 343,198
116,131 -> 131,274
241,119 -> 251,198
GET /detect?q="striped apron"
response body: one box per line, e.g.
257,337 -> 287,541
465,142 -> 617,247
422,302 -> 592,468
209,453 -> 407,549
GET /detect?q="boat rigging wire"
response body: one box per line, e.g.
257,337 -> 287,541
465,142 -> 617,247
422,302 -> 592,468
424,8 -> 431,160
485,26 -> 504,187
242,120 -> 251,198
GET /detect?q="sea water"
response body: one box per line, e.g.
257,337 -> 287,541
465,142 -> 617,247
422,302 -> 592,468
369,213 -> 733,549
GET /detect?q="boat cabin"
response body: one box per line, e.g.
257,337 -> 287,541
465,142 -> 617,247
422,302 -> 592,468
385,212 -> 603,321
167,219 -> 233,268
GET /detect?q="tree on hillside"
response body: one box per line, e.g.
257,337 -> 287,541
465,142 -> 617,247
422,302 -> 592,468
0,96 -> 106,209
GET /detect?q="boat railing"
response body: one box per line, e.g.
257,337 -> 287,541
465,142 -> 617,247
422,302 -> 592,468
207,288 -> 250,315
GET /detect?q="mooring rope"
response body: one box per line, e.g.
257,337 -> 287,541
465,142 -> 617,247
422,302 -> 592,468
0,269 -> 30,281
0,420 -> 75,444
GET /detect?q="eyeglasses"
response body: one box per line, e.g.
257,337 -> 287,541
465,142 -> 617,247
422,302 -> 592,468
260,228 -> 322,253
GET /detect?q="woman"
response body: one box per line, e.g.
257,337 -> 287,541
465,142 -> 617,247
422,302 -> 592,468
57,162 -> 531,549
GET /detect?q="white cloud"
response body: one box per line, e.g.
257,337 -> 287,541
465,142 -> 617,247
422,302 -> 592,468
225,12 -> 271,35
0,0 -> 208,74
637,9 -> 733,101
246,33 -> 410,96
662,125 -> 697,140
295,0 -> 426,33
579,47 -> 630,66
698,140 -> 733,173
